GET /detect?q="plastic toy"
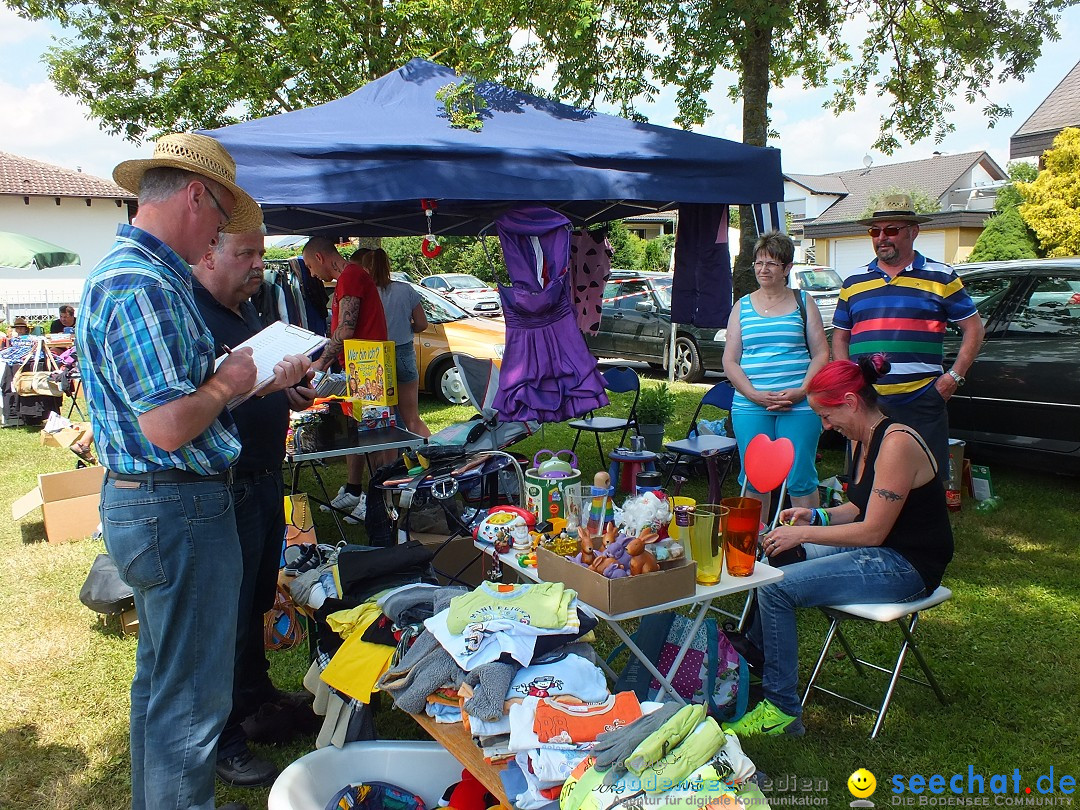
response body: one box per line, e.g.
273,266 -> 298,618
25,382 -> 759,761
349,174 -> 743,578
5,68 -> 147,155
474,505 -> 536,547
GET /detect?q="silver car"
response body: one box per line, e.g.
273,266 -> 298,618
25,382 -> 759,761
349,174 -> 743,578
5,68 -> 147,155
419,273 -> 502,317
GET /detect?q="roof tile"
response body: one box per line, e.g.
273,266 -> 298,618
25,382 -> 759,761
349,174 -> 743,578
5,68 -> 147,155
0,151 -> 134,199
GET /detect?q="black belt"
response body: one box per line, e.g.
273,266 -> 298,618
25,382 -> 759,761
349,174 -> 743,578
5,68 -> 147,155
231,467 -> 281,483
106,468 -> 233,485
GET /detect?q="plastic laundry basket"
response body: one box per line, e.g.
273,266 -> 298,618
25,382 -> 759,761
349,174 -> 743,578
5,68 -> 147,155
268,740 -> 464,810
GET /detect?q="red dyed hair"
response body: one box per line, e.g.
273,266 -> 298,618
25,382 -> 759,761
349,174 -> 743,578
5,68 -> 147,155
808,355 -> 890,407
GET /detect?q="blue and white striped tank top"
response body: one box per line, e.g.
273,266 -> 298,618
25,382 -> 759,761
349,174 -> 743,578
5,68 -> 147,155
731,294 -> 812,413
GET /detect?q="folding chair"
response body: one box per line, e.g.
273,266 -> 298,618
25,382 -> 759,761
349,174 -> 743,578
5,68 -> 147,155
661,381 -> 737,490
801,586 -> 952,738
568,366 -> 639,461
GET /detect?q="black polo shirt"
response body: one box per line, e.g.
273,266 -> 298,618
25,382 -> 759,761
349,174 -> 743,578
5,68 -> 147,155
193,278 -> 289,472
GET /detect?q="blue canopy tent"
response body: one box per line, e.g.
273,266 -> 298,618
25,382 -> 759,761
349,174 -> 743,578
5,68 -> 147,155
204,59 -> 782,238
205,59 -> 784,330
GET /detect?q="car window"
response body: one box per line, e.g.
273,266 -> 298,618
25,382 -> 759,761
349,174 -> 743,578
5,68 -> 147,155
792,268 -> 842,291
449,275 -> 488,290
414,283 -> 469,324
650,277 -> 673,309
614,280 -> 651,310
963,275 -> 1016,319
1005,276 -> 1080,337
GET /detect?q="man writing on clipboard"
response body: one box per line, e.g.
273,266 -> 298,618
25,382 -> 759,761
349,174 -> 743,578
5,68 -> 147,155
304,236 -> 389,524
193,227 -> 318,789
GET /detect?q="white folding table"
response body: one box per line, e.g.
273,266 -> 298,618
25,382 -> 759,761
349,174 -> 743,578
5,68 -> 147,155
475,541 -> 783,703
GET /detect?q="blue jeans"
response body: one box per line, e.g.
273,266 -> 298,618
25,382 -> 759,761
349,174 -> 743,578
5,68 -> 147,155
101,476 -> 242,810
218,469 -> 285,759
752,543 -> 925,717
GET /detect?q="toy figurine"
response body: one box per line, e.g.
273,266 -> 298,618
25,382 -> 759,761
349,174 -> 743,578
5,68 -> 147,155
626,534 -> 660,575
493,528 -> 512,555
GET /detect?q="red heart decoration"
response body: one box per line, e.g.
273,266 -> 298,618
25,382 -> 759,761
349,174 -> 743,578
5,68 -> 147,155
743,434 -> 795,494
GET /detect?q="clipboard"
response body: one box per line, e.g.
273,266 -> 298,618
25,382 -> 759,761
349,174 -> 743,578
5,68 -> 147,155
215,321 -> 328,409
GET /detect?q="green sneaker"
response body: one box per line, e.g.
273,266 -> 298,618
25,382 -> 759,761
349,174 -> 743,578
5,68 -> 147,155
722,699 -> 805,737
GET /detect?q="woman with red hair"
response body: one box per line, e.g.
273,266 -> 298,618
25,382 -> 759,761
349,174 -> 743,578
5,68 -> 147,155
722,354 -> 953,738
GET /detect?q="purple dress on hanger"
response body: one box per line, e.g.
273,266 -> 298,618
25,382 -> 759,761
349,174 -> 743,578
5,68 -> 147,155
493,207 -> 609,423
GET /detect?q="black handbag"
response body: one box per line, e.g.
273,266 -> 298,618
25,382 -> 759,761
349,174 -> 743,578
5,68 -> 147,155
79,554 -> 135,615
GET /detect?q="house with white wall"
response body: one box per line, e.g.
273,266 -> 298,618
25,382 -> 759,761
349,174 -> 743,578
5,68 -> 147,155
0,151 -> 134,319
794,151 -> 1007,277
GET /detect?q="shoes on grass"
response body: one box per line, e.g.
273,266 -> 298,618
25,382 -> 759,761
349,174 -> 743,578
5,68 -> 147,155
215,748 -> 278,787
321,486 -> 362,513
343,493 -> 367,524
721,699 -> 805,738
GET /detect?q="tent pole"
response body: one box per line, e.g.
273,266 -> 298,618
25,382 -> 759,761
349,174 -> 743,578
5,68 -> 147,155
668,323 -> 677,384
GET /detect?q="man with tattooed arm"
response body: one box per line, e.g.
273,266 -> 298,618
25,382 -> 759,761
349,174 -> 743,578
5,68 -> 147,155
304,237 -> 388,523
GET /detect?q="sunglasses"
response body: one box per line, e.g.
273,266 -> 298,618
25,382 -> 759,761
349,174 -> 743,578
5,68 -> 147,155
868,225 -> 912,238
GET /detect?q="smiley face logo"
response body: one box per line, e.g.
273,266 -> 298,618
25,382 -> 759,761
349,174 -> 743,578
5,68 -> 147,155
848,769 -> 877,799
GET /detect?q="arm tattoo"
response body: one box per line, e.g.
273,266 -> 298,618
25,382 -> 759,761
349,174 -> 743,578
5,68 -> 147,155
872,487 -> 904,503
322,296 -> 361,361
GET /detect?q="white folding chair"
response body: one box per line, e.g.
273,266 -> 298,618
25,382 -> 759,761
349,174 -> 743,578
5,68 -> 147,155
801,586 -> 952,738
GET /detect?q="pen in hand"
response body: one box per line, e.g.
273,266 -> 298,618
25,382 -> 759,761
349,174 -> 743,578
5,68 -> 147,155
221,344 -> 233,355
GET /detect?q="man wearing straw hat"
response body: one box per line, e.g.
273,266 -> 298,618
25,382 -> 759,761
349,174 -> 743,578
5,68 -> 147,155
832,193 -> 984,481
77,133 -> 306,810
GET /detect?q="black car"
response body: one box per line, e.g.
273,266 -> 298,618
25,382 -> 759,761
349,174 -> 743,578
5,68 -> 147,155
946,258 -> 1080,474
585,271 -> 726,382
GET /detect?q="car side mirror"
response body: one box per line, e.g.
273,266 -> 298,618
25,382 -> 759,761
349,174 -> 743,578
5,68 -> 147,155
635,300 -> 657,314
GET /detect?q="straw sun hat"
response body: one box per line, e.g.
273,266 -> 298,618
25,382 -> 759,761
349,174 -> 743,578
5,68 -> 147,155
113,133 -> 262,233
856,193 -> 933,226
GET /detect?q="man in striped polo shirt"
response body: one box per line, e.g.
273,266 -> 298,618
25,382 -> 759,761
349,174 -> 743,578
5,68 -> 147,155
832,194 -> 984,481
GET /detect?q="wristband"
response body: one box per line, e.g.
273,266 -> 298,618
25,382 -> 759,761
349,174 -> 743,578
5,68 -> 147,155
818,508 -> 831,526
809,509 -> 820,526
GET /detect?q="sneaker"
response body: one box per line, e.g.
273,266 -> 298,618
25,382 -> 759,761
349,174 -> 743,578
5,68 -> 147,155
215,748 -> 278,787
343,492 -> 367,524
721,699 -> 805,738
321,486 -> 362,513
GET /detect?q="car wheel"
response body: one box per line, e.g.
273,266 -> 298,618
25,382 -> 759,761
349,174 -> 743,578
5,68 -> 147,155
432,358 -> 470,405
672,336 -> 705,383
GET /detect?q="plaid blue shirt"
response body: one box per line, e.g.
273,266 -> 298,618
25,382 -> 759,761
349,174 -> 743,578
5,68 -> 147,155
77,224 -> 240,474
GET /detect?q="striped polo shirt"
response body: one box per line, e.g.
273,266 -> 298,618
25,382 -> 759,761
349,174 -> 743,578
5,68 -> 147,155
833,252 -> 977,404
77,224 -> 241,474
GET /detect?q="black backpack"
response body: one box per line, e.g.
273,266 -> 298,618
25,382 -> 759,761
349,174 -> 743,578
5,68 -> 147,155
79,554 -> 135,615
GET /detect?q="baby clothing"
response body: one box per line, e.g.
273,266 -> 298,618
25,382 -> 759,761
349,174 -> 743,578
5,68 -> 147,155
447,581 -> 576,634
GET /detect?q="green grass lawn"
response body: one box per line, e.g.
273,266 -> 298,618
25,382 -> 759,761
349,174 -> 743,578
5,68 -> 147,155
1,381 -> 1078,809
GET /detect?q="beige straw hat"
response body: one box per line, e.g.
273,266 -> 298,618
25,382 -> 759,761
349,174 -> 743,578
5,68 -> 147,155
113,133 -> 262,233
856,193 -> 933,226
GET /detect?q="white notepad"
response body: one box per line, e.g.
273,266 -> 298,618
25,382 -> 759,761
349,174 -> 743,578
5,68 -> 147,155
214,320 -> 328,409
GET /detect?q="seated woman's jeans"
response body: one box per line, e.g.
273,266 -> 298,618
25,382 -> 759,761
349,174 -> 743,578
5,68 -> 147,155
750,543 -> 925,717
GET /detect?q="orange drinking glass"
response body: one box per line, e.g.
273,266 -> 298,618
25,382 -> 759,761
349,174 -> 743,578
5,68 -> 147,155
722,496 -> 763,577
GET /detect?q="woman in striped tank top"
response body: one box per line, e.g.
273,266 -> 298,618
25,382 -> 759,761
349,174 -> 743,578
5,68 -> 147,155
723,231 -> 830,519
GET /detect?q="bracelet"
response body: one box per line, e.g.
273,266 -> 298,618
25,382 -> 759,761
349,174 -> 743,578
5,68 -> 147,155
809,509 -> 820,526
813,508 -> 831,527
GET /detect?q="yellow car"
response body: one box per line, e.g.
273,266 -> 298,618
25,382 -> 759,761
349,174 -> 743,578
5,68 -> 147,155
411,282 -> 505,403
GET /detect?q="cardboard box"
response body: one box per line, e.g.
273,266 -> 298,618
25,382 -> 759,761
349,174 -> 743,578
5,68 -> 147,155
99,607 -> 139,638
536,545 -> 696,615
344,339 -> 398,407
12,465 -> 104,544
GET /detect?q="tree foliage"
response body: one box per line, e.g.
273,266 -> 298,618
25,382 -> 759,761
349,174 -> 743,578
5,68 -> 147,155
968,206 -> 1040,262
1018,128 -> 1080,258
968,160 -> 1040,262
862,186 -> 941,218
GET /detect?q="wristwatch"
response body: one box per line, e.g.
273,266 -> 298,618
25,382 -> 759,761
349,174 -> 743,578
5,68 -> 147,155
947,369 -> 966,387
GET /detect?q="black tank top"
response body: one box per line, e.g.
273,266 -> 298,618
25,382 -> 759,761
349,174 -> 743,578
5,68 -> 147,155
847,418 -> 954,591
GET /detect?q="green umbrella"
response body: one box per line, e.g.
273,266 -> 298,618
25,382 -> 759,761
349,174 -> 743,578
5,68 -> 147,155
0,231 -> 81,270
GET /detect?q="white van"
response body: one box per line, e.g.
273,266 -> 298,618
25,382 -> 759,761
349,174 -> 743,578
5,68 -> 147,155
788,264 -> 843,330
